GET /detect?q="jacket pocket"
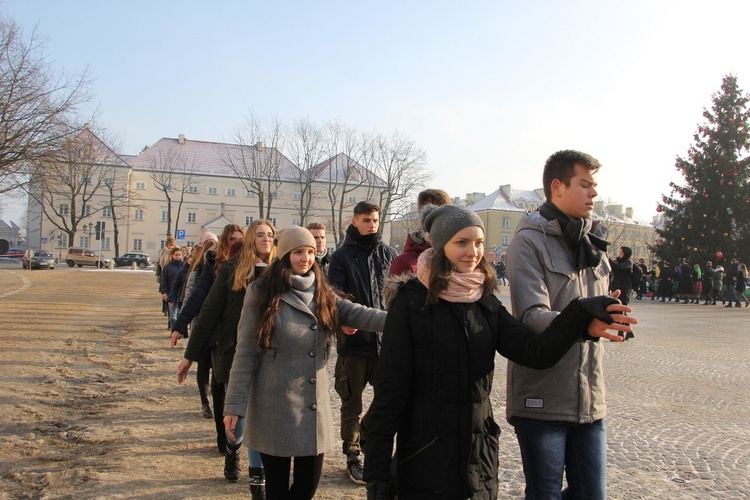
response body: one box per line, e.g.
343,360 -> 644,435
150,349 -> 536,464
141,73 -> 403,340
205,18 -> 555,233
335,375 -> 351,400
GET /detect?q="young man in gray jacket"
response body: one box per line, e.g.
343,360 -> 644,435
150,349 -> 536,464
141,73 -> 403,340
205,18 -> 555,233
506,150 -> 614,499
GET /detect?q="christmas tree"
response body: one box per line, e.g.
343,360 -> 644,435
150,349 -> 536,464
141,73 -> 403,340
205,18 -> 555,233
654,75 -> 750,266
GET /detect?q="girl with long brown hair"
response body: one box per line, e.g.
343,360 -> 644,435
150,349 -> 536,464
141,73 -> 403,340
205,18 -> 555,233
363,205 -> 636,499
177,220 -> 274,496
224,226 -> 387,499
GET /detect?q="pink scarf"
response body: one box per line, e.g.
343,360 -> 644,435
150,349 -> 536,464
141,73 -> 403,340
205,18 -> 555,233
416,249 -> 485,303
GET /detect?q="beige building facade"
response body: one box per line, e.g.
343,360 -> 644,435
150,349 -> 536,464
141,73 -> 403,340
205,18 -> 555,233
27,133 -> 387,262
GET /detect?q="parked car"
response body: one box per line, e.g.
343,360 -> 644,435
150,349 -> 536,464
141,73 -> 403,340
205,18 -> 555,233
113,252 -> 152,268
1,247 -> 25,259
22,250 -> 56,270
65,247 -> 111,268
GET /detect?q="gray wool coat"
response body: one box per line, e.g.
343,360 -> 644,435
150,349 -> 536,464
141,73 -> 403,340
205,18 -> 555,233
224,273 -> 387,457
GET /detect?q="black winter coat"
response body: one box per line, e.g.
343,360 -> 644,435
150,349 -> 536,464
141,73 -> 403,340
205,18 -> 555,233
172,251 -> 217,337
184,257 -> 264,383
167,262 -> 189,306
328,225 -> 397,357
364,279 -> 600,499
160,259 -> 183,296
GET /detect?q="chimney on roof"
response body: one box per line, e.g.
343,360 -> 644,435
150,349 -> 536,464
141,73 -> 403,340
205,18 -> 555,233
83,123 -> 91,130
594,200 -> 605,214
178,134 -> 185,145
625,207 -> 633,218
499,185 -> 511,199
255,141 -> 265,151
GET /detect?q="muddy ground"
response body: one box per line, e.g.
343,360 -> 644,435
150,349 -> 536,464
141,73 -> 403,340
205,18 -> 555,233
1,264 -> 748,499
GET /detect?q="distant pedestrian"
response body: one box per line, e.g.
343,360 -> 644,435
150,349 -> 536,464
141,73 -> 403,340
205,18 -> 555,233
495,258 -> 508,286
160,246 -> 183,330
306,222 -> 331,276
736,263 -> 749,307
702,261 -> 714,305
711,264 -> 726,305
725,259 -> 740,307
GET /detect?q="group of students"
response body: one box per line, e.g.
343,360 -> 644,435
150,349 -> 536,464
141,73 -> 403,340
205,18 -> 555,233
157,148 -> 638,500
648,258 -> 749,307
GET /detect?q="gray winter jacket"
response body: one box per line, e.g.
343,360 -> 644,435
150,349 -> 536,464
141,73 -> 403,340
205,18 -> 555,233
505,211 -> 611,424
224,273 -> 387,457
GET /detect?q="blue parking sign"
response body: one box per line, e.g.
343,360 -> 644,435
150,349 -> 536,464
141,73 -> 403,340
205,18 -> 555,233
176,229 -> 186,240
41,237 -> 48,244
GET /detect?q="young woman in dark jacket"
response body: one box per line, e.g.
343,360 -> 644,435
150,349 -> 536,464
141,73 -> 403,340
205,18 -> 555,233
363,205 -> 636,500
160,247 -> 184,330
176,220 -> 276,497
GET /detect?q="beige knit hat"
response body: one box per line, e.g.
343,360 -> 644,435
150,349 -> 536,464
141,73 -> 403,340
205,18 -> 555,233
274,226 -> 316,260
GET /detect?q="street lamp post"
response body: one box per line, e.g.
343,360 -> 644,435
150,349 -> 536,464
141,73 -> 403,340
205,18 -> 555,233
87,222 -> 93,246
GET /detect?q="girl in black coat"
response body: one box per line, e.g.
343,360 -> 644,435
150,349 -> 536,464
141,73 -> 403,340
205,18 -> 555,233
363,205 -> 636,500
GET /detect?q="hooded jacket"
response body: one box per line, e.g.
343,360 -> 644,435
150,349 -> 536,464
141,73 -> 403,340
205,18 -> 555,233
609,246 -> 633,300
328,225 -> 397,357
389,231 -> 431,276
505,210 -> 611,424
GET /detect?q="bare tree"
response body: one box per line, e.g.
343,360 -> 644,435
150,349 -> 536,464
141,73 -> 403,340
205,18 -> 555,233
104,175 -> 142,258
0,17 -> 91,195
284,118 -> 327,226
26,126 -> 126,247
319,121 -> 372,247
147,146 -> 196,237
222,113 -> 288,220
363,130 -> 429,225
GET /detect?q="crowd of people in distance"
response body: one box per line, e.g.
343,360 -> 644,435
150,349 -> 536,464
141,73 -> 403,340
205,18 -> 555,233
641,257 -> 749,307
156,151 -> 641,500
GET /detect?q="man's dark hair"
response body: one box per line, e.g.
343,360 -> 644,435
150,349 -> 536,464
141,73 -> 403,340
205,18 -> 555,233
306,222 -> 326,231
542,150 -> 602,200
353,201 -> 380,216
417,189 -> 451,210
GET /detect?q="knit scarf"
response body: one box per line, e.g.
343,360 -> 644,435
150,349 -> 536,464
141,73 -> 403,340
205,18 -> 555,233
416,248 -> 485,303
290,272 -> 316,311
538,201 -> 609,270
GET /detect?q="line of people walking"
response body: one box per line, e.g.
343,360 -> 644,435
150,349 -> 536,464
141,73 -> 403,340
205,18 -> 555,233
647,258 -> 749,307
157,150 -> 641,500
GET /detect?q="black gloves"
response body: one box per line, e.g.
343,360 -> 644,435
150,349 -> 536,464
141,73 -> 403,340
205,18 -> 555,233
576,296 -> 621,325
366,480 -> 395,500
555,295 -> 622,342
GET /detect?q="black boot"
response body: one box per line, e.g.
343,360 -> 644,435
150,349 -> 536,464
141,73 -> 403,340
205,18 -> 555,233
249,467 -> 266,499
224,443 -> 242,482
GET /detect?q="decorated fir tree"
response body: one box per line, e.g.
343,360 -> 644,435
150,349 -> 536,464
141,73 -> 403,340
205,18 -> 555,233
654,75 -> 750,265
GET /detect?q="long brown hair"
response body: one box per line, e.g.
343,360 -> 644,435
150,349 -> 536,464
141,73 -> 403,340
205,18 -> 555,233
232,220 -> 277,292
424,249 -> 496,305
216,224 -> 245,269
252,255 -> 340,351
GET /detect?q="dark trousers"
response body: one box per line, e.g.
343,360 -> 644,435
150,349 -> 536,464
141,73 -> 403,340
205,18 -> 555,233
334,354 -> 378,456
260,453 -> 324,500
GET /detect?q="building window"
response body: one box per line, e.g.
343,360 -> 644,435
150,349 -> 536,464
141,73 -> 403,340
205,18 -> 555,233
101,237 -> 111,251
135,181 -> 146,190
271,191 -> 279,199
208,186 -> 218,195
59,203 -> 69,215
57,234 -> 68,248
134,209 -> 144,221
160,240 -> 166,249
348,195 -> 357,203
245,216 -> 254,226
293,192 -> 302,201
292,218 -> 301,226
226,187 -> 236,196
102,206 -> 112,218
161,211 -> 168,222
502,233 -> 510,247
187,185 -> 199,194
80,236 -> 90,248
270,217 -> 277,226
186,240 -> 195,248
503,217 -> 510,228
133,239 -> 143,251
245,189 -> 256,198
165,184 -> 173,191
187,212 -> 196,223
83,205 -> 91,217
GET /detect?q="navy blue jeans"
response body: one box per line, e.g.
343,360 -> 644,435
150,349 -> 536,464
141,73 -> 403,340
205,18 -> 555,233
512,417 -> 607,500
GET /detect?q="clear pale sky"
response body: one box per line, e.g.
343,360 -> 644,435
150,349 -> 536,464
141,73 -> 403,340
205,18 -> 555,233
2,0 -> 749,228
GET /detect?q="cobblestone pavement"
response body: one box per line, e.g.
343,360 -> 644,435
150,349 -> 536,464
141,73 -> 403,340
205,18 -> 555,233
486,291 -> 750,499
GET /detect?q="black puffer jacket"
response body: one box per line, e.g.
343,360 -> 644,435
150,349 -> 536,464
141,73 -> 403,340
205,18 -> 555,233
364,278 -> 603,499
172,251 -> 217,337
328,225 -> 397,357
